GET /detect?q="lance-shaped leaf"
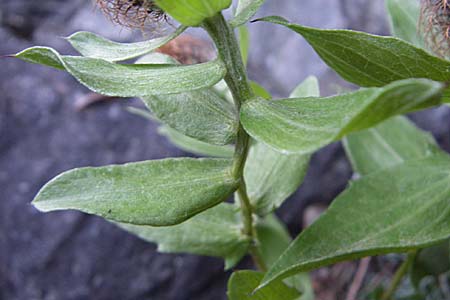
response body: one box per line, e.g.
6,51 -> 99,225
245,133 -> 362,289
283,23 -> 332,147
344,116 -> 441,176
386,0 -> 425,48
15,47 -> 226,97
127,107 -> 234,158
143,89 -> 238,145
155,0 -> 232,26
227,271 -> 300,300
33,158 -> 239,226
244,77 -> 318,215
230,0 -> 266,27
257,16 -> 450,89
256,215 -> 314,299
259,154 -> 450,289
66,26 -> 187,62
117,203 -> 249,269
241,79 -> 444,155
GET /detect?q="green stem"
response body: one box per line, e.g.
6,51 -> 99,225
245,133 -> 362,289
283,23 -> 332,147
381,251 -> 417,300
202,13 -> 267,272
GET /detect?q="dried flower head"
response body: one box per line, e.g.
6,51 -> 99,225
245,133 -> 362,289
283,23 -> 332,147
420,0 -> 450,58
95,0 -> 167,30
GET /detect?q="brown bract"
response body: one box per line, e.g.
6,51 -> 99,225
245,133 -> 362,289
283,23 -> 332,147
421,0 -> 450,58
95,0 -> 167,29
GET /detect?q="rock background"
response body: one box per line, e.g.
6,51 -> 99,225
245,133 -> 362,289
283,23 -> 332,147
1,1 -> 449,299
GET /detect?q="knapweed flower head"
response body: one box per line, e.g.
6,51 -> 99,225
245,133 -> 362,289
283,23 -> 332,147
96,0 -> 167,29
420,0 -> 450,58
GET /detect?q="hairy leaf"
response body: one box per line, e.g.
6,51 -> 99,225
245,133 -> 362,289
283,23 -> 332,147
117,203 -> 249,269
66,26 -> 186,62
158,126 -> 235,157
259,155 -> 450,289
15,47 -> 226,97
33,158 -> 239,226
257,215 -> 314,299
143,89 -> 238,145
127,107 -> 234,157
244,77 -> 318,215
241,78 -> 443,154
155,0 -> 232,26
386,0 -> 424,48
257,17 -> 450,90
344,116 -> 441,176
228,271 -> 300,300
230,0 -> 266,27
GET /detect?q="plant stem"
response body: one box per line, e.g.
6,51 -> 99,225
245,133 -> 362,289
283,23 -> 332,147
202,13 -> 267,271
381,251 -> 417,300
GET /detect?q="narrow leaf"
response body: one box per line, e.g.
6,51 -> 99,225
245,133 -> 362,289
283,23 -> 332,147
256,215 -> 314,299
117,203 -> 249,269
250,81 -> 271,100
127,107 -> 234,157
344,116 -> 441,176
227,270 -> 300,300
386,0 -> 425,48
15,47 -> 226,97
244,76 -> 318,215
33,158 -> 239,226
230,0 -> 266,27
241,79 -> 444,154
260,155 -> 450,289
143,88 -> 238,145
155,0 -> 232,26
257,16 -> 450,89
66,26 -> 186,62
239,25 -> 250,65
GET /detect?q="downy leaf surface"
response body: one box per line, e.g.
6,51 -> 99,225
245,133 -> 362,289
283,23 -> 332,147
117,203 -> 249,269
33,158 -> 239,226
241,78 -> 444,155
15,47 -> 226,97
230,0 -> 266,27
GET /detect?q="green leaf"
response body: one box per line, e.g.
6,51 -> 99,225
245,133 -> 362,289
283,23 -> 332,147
256,215 -> 314,299
117,203 -> 249,269
244,77 -> 318,215
344,116 -> 441,176
158,126 -> 235,157
230,0 -> 266,27
239,25 -> 250,65
386,0 -> 425,48
127,107 -> 234,157
257,16 -> 450,90
241,78 -> 444,155
15,47 -> 226,97
410,240 -> 450,287
66,26 -> 186,62
33,158 -> 239,226
155,0 -> 232,26
227,270 -> 300,300
250,81 -> 271,99
143,88 -> 238,145
259,154 -> 450,289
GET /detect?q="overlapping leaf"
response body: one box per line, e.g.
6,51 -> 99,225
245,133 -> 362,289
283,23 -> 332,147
15,47 -> 226,97
156,0 -> 232,26
227,271 -> 300,300
386,0 -> 424,48
33,158 -> 239,226
241,78 -> 444,155
344,116 -> 441,176
257,16 -> 450,91
67,26 -> 186,62
118,203 -> 249,269
230,0 -> 266,27
259,154 -> 450,289
244,77 -> 317,215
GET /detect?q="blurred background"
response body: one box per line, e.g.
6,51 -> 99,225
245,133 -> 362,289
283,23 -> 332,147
1,0 -> 450,299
